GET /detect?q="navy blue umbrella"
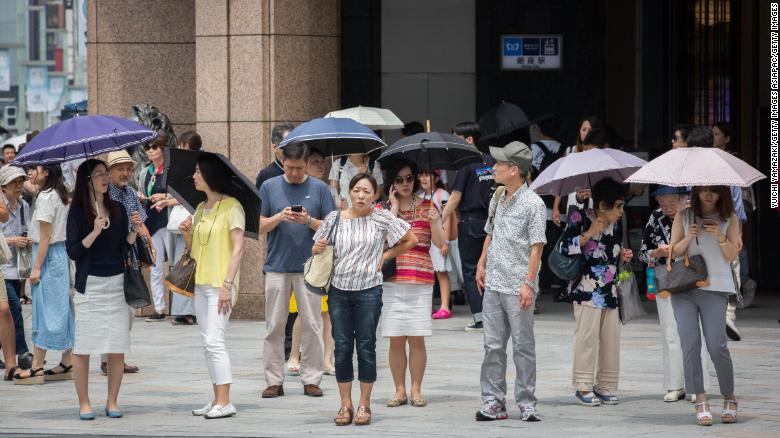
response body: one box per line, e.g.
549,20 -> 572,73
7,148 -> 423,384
13,114 -> 157,166
278,117 -> 386,156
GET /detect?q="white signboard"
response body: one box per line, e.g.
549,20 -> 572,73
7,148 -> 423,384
26,66 -> 49,112
501,35 -> 563,70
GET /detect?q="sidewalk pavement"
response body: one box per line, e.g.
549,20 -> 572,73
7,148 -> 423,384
1,294 -> 779,437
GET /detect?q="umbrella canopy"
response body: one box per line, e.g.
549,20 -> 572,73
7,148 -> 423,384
278,117 -> 386,157
625,147 -> 766,187
530,148 -> 647,196
13,115 -> 157,166
164,148 -> 262,239
477,101 -> 533,150
324,106 -> 404,130
376,132 -> 483,170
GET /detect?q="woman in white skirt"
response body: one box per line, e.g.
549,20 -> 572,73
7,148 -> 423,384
419,169 -> 454,319
380,160 -> 445,408
66,159 -> 140,420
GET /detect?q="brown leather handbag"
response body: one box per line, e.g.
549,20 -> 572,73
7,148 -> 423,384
655,243 -> 709,298
164,251 -> 196,298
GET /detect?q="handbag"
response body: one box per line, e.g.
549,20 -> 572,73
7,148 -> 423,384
166,204 -> 190,233
123,244 -> 151,309
303,211 -> 340,295
16,205 -> 32,279
164,251 -> 196,298
617,215 -> 646,324
547,223 -> 585,281
136,232 -> 156,267
655,245 -> 709,297
0,234 -> 11,265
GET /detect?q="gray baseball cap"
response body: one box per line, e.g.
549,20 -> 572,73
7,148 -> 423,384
489,141 -> 533,173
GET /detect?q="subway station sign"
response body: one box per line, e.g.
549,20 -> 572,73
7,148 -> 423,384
501,35 -> 563,71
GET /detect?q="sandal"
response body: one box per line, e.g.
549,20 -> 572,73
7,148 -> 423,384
4,366 -> 22,381
721,399 -> 738,424
695,401 -> 713,426
13,367 -> 44,385
353,405 -> 371,426
286,361 -> 301,376
386,397 -> 408,407
44,362 -> 73,381
410,397 -> 427,407
20,295 -> 31,305
334,406 -> 354,426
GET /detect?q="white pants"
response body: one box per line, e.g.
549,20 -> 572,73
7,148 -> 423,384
194,284 -> 234,385
656,295 -> 710,391
150,228 -> 169,313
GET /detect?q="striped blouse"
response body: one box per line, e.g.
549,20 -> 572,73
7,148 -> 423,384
379,199 -> 435,285
313,208 -> 410,291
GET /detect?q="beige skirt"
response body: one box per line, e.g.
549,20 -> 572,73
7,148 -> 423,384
73,274 -> 131,355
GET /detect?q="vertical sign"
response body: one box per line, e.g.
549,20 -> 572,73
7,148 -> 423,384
26,66 -> 49,112
0,50 -> 10,92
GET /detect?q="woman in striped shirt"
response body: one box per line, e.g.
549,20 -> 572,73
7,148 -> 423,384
380,160 -> 445,409
312,173 -> 416,426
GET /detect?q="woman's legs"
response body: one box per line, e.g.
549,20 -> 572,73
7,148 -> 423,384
0,302 -> 19,373
106,353 -> 125,410
73,353 -> 91,413
594,309 -> 620,393
322,312 -> 334,372
407,336 -> 427,399
288,317 -> 302,366
696,291 -> 735,399
572,303 -> 600,393
388,336 -> 408,399
149,228 -> 169,315
436,272 -> 451,311
194,286 -> 233,405
16,345 -> 48,378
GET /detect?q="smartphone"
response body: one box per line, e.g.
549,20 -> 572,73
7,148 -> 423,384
701,219 -> 718,227
291,205 -> 303,213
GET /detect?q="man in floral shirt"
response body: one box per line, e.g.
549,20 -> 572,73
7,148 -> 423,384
474,141 -> 546,423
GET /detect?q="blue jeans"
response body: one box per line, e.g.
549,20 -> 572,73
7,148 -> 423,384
458,216 -> 487,320
5,279 -> 29,355
327,285 -> 383,383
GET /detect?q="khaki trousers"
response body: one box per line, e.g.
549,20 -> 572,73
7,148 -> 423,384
263,272 -> 323,386
572,303 -> 620,393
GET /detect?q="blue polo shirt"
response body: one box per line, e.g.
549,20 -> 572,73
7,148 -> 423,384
259,175 -> 336,273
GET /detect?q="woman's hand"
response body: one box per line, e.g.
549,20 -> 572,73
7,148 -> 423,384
585,216 -> 606,238
621,248 -> 633,264
29,268 -> 41,285
428,206 -> 441,222
218,286 -> 232,314
149,193 -> 167,204
388,187 -> 399,211
685,223 -> 699,241
92,216 -> 108,235
439,242 -> 449,257
552,210 -> 561,227
179,216 -> 193,234
6,236 -> 29,248
312,238 -> 328,256
702,222 -> 724,241
652,243 -> 669,259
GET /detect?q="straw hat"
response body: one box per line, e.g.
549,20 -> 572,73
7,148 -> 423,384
106,150 -> 137,169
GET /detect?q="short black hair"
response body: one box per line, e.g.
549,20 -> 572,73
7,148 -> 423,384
401,121 -> 424,136
452,121 -> 481,143
536,115 -> 560,137
672,123 -> 693,140
179,131 -> 202,151
308,147 -> 324,158
583,127 -> 607,148
713,121 -> 732,138
2,144 -> 15,152
592,177 -> 627,210
685,125 -> 714,148
197,152 -> 232,193
282,141 -> 310,162
349,172 -> 378,194
385,158 -> 421,195
271,123 -> 295,146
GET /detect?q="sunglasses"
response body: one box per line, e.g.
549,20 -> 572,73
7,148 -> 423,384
393,175 -> 415,184
144,143 -> 161,151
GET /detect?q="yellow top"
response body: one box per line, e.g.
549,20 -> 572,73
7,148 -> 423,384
192,196 -> 245,295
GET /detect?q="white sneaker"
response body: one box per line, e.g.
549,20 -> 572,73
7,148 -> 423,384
192,402 -> 213,416
204,403 -> 237,419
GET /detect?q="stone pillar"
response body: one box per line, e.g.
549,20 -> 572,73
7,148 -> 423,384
195,0 -> 340,319
87,0 -> 196,134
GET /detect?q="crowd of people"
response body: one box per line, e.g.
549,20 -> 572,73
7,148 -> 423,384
0,116 -> 751,428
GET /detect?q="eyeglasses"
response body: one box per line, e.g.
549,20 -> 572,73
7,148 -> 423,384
393,175 -> 415,184
89,172 -> 109,179
144,143 -> 160,151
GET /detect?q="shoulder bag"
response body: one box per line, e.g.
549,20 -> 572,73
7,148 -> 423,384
123,243 -> 151,309
164,203 -> 207,297
16,205 -> 32,279
547,206 -> 585,281
303,211 -> 340,296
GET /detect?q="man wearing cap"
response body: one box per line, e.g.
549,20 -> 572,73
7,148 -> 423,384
103,150 -> 148,375
0,165 -> 33,370
474,141 -> 546,422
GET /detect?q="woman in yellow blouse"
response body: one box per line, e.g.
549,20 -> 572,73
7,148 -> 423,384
179,153 -> 245,420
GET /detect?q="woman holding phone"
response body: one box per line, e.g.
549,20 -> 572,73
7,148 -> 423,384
668,185 -> 740,426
